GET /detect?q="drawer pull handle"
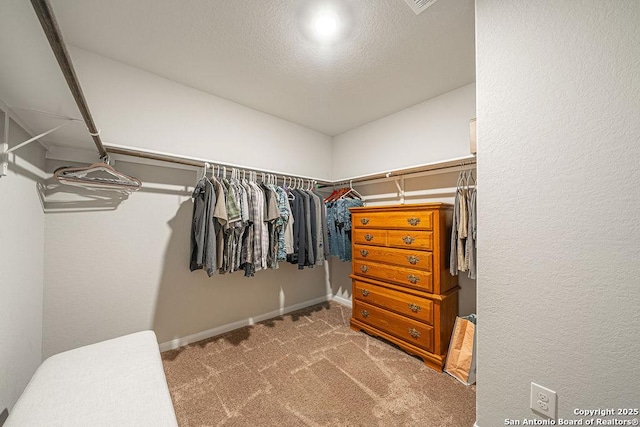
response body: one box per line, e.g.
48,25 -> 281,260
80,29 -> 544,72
361,310 -> 369,318
407,274 -> 420,284
360,249 -> 369,257
402,236 -> 415,245
361,289 -> 370,297
360,265 -> 369,273
407,217 -> 421,226
360,218 -> 370,225
408,328 -> 421,338
406,255 -> 420,265
364,234 -> 374,241
408,303 -> 421,313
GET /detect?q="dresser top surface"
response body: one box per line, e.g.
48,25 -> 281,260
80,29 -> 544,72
349,203 -> 453,213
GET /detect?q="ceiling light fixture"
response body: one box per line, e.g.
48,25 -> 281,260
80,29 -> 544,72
312,11 -> 339,41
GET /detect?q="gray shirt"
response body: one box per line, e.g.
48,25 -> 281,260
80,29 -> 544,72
190,177 -> 217,276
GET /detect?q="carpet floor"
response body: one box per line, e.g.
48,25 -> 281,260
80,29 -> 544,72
161,301 -> 476,426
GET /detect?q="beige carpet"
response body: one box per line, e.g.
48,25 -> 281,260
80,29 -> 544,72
162,301 -> 476,426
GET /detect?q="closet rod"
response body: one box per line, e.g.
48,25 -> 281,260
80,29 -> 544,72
321,155 -> 477,187
30,0 -> 108,160
103,143 -> 333,185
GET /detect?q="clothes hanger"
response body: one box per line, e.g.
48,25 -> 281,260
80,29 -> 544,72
54,159 -> 142,192
202,162 -> 210,180
467,169 -> 476,188
324,181 -> 340,202
462,170 -> 471,190
327,182 -> 345,202
456,170 -> 465,191
339,180 -> 363,200
335,183 -> 350,200
288,180 -> 296,200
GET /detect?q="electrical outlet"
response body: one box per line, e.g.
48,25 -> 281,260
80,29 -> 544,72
530,383 -> 557,420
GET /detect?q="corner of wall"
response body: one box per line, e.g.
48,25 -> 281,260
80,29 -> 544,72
0,114 -> 47,413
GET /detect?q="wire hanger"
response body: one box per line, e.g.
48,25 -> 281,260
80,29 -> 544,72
466,169 -> 476,188
54,158 -> 142,192
457,170 -> 466,191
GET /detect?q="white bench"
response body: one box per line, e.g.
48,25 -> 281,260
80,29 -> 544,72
5,331 -> 178,427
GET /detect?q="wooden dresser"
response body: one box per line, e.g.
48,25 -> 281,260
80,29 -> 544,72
349,203 -> 459,371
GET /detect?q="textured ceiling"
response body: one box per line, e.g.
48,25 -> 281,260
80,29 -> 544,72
48,0 -> 475,136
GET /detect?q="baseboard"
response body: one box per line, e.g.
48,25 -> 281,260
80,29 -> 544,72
159,294 -> 333,352
331,294 -> 352,308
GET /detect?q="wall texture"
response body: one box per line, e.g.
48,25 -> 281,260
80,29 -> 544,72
332,83 -> 475,180
39,46 -> 336,358
0,115 -> 46,416
476,1 -> 640,425
43,159 -> 331,358
69,47 -> 334,180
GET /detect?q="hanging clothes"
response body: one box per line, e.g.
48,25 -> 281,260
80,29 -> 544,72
315,189 -> 330,261
211,177 -> 227,274
190,177 -> 217,276
450,186 -> 460,276
325,186 -> 364,262
288,188 -> 308,269
248,179 -> 265,273
308,190 -> 325,265
457,185 -> 468,272
190,170 -> 326,277
275,186 -> 291,263
450,170 -> 477,279
239,178 -> 254,277
466,184 -> 477,279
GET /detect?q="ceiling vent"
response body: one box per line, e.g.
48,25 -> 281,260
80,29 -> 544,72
403,0 -> 439,15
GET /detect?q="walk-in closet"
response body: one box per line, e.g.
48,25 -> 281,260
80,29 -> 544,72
2,1 -> 639,426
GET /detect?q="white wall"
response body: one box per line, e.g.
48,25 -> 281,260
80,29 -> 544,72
38,46 -> 336,358
476,1 -> 640,426
332,83 -> 475,180
42,159 -> 331,358
69,47 -> 334,180
0,114 -> 46,417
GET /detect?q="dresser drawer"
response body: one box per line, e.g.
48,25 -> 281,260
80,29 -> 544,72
354,244 -> 433,271
353,229 -> 387,246
353,280 -> 434,324
353,260 -> 433,293
386,230 -> 433,251
353,301 -> 434,352
353,210 -> 433,230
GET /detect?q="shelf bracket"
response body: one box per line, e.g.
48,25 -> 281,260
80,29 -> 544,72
394,176 -> 406,205
1,119 -> 73,178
